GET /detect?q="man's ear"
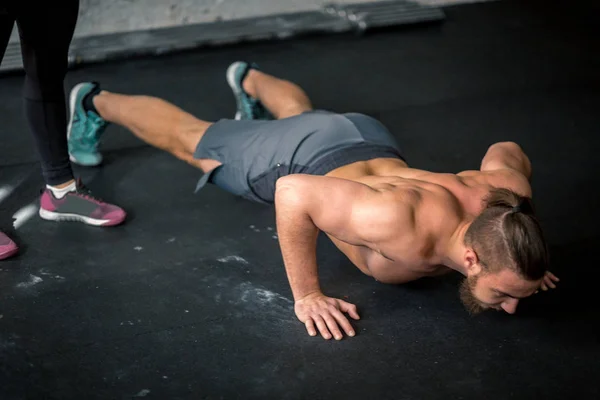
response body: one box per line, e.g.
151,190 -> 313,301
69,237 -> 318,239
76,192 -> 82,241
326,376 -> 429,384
464,247 -> 482,276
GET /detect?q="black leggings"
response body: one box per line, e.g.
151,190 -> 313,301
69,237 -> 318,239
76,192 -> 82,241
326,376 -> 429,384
0,1 -> 79,186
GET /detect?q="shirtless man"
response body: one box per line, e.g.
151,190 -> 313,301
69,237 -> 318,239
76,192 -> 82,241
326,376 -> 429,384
67,62 -> 559,340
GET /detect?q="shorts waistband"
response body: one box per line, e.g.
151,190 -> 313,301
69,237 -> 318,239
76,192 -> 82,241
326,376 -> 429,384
303,143 -> 405,176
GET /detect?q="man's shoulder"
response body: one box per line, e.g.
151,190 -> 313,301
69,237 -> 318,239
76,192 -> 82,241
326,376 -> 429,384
458,169 -> 532,197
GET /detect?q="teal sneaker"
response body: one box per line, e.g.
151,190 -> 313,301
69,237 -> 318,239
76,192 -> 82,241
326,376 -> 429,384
67,82 -> 107,166
226,61 -> 273,121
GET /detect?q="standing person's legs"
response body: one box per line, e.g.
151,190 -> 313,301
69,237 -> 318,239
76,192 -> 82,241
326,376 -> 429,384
15,1 -> 78,188
14,1 -> 126,226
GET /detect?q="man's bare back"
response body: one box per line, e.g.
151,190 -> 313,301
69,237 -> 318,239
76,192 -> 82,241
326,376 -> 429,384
274,141 -> 551,340
323,156 -> 532,283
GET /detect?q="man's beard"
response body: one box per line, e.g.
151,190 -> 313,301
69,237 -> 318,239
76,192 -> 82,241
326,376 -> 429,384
459,275 -> 487,315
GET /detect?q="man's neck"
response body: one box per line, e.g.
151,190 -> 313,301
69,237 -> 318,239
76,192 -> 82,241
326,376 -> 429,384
439,220 -> 472,276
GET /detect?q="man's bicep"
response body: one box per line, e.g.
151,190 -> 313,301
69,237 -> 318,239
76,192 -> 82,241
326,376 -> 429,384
480,141 -> 532,179
275,174 -> 378,246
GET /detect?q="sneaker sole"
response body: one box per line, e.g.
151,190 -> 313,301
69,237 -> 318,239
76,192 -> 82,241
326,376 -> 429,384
67,83 -> 103,167
0,247 -> 18,260
39,208 -> 125,227
69,154 -> 103,167
226,62 -> 244,95
226,62 -> 245,120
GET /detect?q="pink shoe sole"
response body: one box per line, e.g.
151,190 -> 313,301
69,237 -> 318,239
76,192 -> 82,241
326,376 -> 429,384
100,213 -> 127,226
0,247 -> 19,260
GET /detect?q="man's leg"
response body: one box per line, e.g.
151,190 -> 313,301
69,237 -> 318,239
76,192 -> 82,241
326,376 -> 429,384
69,63 -> 314,170
242,69 -> 313,120
90,65 -> 316,168
91,91 -> 220,173
229,62 -> 313,120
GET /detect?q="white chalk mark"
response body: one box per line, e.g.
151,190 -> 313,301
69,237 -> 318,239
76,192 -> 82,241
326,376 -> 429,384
267,227 -> 273,231
253,229 -> 261,233
272,235 -> 278,240
0,185 -> 14,203
13,203 -> 37,229
255,288 -> 288,303
217,255 -> 248,264
0,314 -> 3,319
134,246 -> 143,251
162,376 -> 168,379
134,389 -> 151,397
184,310 -> 189,313
249,225 -> 255,229
239,282 -> 292,305
16,275 -> 43,288
167,237 -> 176,243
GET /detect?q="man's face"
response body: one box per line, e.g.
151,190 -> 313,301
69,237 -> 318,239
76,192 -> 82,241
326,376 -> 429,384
460,268 -> 541,315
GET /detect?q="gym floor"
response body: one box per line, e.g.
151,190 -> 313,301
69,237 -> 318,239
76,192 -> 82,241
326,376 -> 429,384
1,1 -> 598,399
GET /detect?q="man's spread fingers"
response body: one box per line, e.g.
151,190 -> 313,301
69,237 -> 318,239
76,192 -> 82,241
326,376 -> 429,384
340,301 -> 360,320
313,315 -> 332,340
322,313 -> 343,341
305,319 -> 317,337
331,308 -> 355,337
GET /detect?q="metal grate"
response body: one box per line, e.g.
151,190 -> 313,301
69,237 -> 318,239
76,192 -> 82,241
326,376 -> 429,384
0,1 -> 444,74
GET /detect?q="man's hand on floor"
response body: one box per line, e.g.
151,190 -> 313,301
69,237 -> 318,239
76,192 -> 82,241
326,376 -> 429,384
295,292 -> 360,340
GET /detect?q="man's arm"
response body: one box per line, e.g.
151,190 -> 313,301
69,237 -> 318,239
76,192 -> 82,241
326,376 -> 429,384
274,174 -> 393,340
480,141 -> 532,196
480,141 -> 532,179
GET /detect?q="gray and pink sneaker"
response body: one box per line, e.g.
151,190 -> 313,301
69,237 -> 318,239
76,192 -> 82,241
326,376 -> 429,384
39,180 -> 126,226
0,231 -> 18,260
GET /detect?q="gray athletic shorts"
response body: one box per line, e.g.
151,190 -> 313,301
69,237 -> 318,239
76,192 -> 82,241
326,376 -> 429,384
193,110 -> 404,204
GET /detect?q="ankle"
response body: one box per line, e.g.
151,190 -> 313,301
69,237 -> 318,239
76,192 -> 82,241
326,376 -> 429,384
242,69 -> 259,99
47,180 -> 77,199
92,91 -> 111,119
83,83 -> 102,115
51,179 -> 76,189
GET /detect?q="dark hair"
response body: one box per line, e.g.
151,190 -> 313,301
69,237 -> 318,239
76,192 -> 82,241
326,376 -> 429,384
464,188 -> 549,280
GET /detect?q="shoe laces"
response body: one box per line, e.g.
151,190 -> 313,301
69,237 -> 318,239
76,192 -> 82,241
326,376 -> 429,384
76,112 -> 107,150
74,180 -> 104,204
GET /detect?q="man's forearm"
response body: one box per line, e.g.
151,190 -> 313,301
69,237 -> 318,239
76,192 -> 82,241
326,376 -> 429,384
275,185 -> 322,301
